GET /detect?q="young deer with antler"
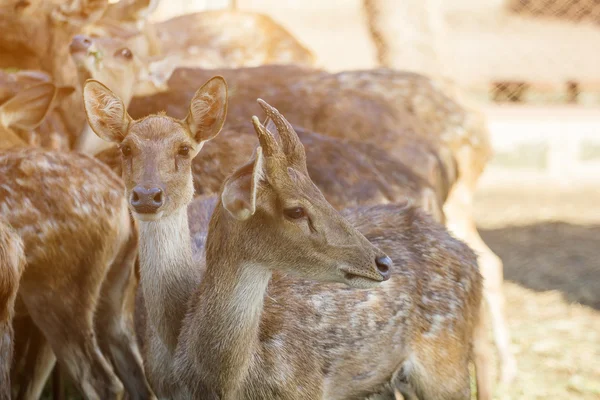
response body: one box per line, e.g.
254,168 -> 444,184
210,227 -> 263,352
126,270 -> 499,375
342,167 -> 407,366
0,220 -> 25,400
85,77 -> 483,399
0,147 -> 154,400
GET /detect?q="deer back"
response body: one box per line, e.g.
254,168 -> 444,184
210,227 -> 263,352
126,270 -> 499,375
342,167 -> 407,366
154,10 -> 316,69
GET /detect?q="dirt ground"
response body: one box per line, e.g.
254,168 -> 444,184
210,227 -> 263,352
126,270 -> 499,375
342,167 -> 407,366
473,184 -> 600,399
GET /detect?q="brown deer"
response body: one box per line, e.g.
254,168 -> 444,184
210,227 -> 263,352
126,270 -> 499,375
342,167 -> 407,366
128,64 -> 508,393
0,147 -> 154,400
0,220 -> 25,400
85,77 -> 484,399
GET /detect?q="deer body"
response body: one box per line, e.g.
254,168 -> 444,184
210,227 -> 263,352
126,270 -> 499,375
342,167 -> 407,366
0,148 -> 153,399
152,10 -> 316,69
0,220 -> 25,400
85,78 -> 483,399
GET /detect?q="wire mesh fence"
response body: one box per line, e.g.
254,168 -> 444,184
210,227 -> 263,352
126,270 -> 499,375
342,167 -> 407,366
473,0 -> 600,105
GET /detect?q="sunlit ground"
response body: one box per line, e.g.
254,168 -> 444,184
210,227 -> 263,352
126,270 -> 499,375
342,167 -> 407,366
474,181 -> 600,399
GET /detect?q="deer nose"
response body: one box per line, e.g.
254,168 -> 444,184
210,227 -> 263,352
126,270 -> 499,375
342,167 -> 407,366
69,35 -> 93,54
130,186 -> 163,214
375,255 -> 392,281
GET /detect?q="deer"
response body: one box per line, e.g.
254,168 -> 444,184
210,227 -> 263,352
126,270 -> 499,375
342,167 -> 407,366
85,76 -> 485,399
0,220 -> 25,400
128,64 -> 507,394
0,146 -> 155,400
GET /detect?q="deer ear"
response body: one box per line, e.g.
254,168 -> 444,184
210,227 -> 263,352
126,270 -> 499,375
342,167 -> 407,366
133,54 -> 179,96
222,147 -> 265,221
83,80 -> 131,143
185,76 -> 228,144
0,83 -> 56,130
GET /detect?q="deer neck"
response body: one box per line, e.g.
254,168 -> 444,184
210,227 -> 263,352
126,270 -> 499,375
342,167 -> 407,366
184,204 -> 272,395
137,207 -> 200,353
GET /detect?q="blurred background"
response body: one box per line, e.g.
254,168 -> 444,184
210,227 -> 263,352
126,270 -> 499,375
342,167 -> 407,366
145,1 -> 600,399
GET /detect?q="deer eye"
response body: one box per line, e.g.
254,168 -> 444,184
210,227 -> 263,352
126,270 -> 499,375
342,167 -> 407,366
115,47 -> 133,60
178,146 -> 190,156
121,145 -> 132,157
284,207 -> 305,220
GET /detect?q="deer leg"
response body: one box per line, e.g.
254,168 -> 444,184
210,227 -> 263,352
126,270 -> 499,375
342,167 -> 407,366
444,183 -> 516,387
1,237 -> 23,400
471,231 -> 517,386
19,269 -> 124,400
14,322 -> 57,400
472,302 -> 493,400
96,234 -> 155,400
0,318 -> 15,400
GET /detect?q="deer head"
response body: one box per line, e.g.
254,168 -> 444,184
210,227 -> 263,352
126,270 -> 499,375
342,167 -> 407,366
216,99 -> 393,287
83,76 -> 228,219
70,34 -> 176,104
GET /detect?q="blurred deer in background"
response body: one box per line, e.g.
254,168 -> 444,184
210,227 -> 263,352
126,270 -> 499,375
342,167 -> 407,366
0,220 -> 25,400
85,77 -> 484,399
363,0 -> 517,387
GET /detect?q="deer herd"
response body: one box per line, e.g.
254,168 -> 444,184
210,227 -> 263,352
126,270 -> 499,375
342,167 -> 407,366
0,0 -> 517,399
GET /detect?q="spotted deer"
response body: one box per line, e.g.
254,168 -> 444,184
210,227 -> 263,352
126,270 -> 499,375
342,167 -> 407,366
85,76 -> 484,399
0,148 -> 154,400
0,220 -> 25,400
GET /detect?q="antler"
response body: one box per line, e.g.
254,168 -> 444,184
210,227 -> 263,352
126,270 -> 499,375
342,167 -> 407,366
256,99 -> 303,157
251,116 -> 281,157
